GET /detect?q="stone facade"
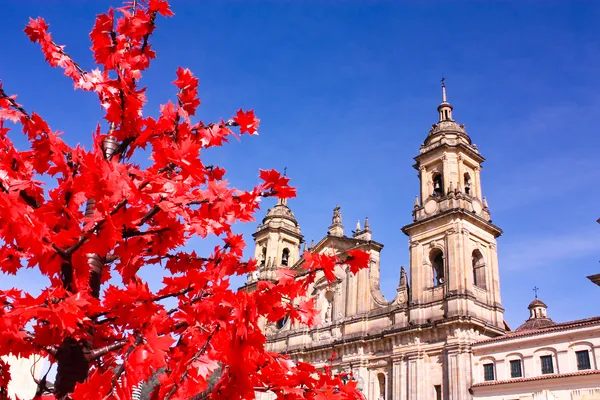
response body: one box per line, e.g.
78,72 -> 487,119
240,83 -> 600,400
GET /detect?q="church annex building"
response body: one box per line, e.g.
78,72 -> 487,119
241,83 -> 600,400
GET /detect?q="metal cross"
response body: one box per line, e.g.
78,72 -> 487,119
533,286 -> 539,298
441,76 -> 446,86
283,166 -> 287,176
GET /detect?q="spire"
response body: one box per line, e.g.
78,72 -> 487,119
364,217 -> 370,232
441,76 -> 447,103
328,205 -> 344,237
355,220 -> 361,232
483,196 -> 489,209
414,195 -> 420,208
438,77 -> 454,122
303,242 -> 307,253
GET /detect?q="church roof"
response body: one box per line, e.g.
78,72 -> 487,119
474,316 -> 600,345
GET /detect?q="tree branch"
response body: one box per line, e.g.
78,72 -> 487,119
85,340 -> 127,362
164,326 -> 219,400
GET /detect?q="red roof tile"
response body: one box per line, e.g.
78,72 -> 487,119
475,316 -> 600,345
472,369 -> 600,388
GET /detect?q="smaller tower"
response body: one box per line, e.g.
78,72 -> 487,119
249,198 -> 303,285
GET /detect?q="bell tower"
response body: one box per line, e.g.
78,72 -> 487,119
402,80 -> 505,329
247,198 -> 303,287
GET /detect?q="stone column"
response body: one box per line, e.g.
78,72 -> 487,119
419,165 -> 427,202
392,356 -> 408,399
473,166 -> 481,200
445,343 -> 473,400
442,153 -> 449,193
407,348 -> 425,400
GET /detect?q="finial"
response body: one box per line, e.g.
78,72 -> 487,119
441,76 -> 447,103
283,166 -> 287,176
399,266 -> 407,288
303,242 -> 307,253
533,286 -> 539,299
414,195 -> 419,208
364,217 -> 370,231
355,220 -> 361,232
310,239 -> 315,249
483,196 -> 489,209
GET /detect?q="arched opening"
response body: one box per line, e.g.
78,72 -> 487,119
377,373 -> 386,400
433,174 -> 444,197
472,249 -> 486,289
430,249 -> 445,286
260,247 -> 266,267
281,248 -> 290,266
464,173 -> 472,195
276,315 -> 288,330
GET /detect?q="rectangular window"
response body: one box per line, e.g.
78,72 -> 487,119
510,359 -> 522,378
540,355 -> 554,374
434,385 -> 442,400
576,350 -> 591,370
483,363 -> 495,381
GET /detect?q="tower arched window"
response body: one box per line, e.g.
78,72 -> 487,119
276,315 -> 289,330
472,249 -> 486,289
430,249 -> 445,286
464,173 -> 472,195
260,247 -> 266,267
281,248 -> 290,266
433,174 -> 444,197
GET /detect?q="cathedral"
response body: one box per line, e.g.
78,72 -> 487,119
240,83 -> 600,400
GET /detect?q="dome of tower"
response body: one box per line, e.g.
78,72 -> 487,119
257,198 -> 301,233
528,298 -> 547,309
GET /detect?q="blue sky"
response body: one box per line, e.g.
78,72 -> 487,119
1,1 -> 599,330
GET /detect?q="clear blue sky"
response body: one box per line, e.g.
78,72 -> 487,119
1,1 -> 599,330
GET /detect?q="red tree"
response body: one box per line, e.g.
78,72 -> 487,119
0,1 -> 369,399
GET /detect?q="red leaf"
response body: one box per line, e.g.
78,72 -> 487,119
345,249 -> 370,275
233,109 -> 260,135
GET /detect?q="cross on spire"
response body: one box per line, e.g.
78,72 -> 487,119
533,286 -> 539,299
441,76 -> 447,103
283,166 -> 287,176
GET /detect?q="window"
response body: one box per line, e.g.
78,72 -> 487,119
540,355 -> 554,374
433,174 -> 444,197
434,385 -> 442,400
576,350 -> 591,370
510,360 -> 522,378
464,173 -> 472,195
260,247 -> 266,266
472,250 -> 486,289
430,249 -> 445,286
377,373 -> 386,400
276,316 -> 288,330
483,363 -> 495,381
281,248 -> 290,266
